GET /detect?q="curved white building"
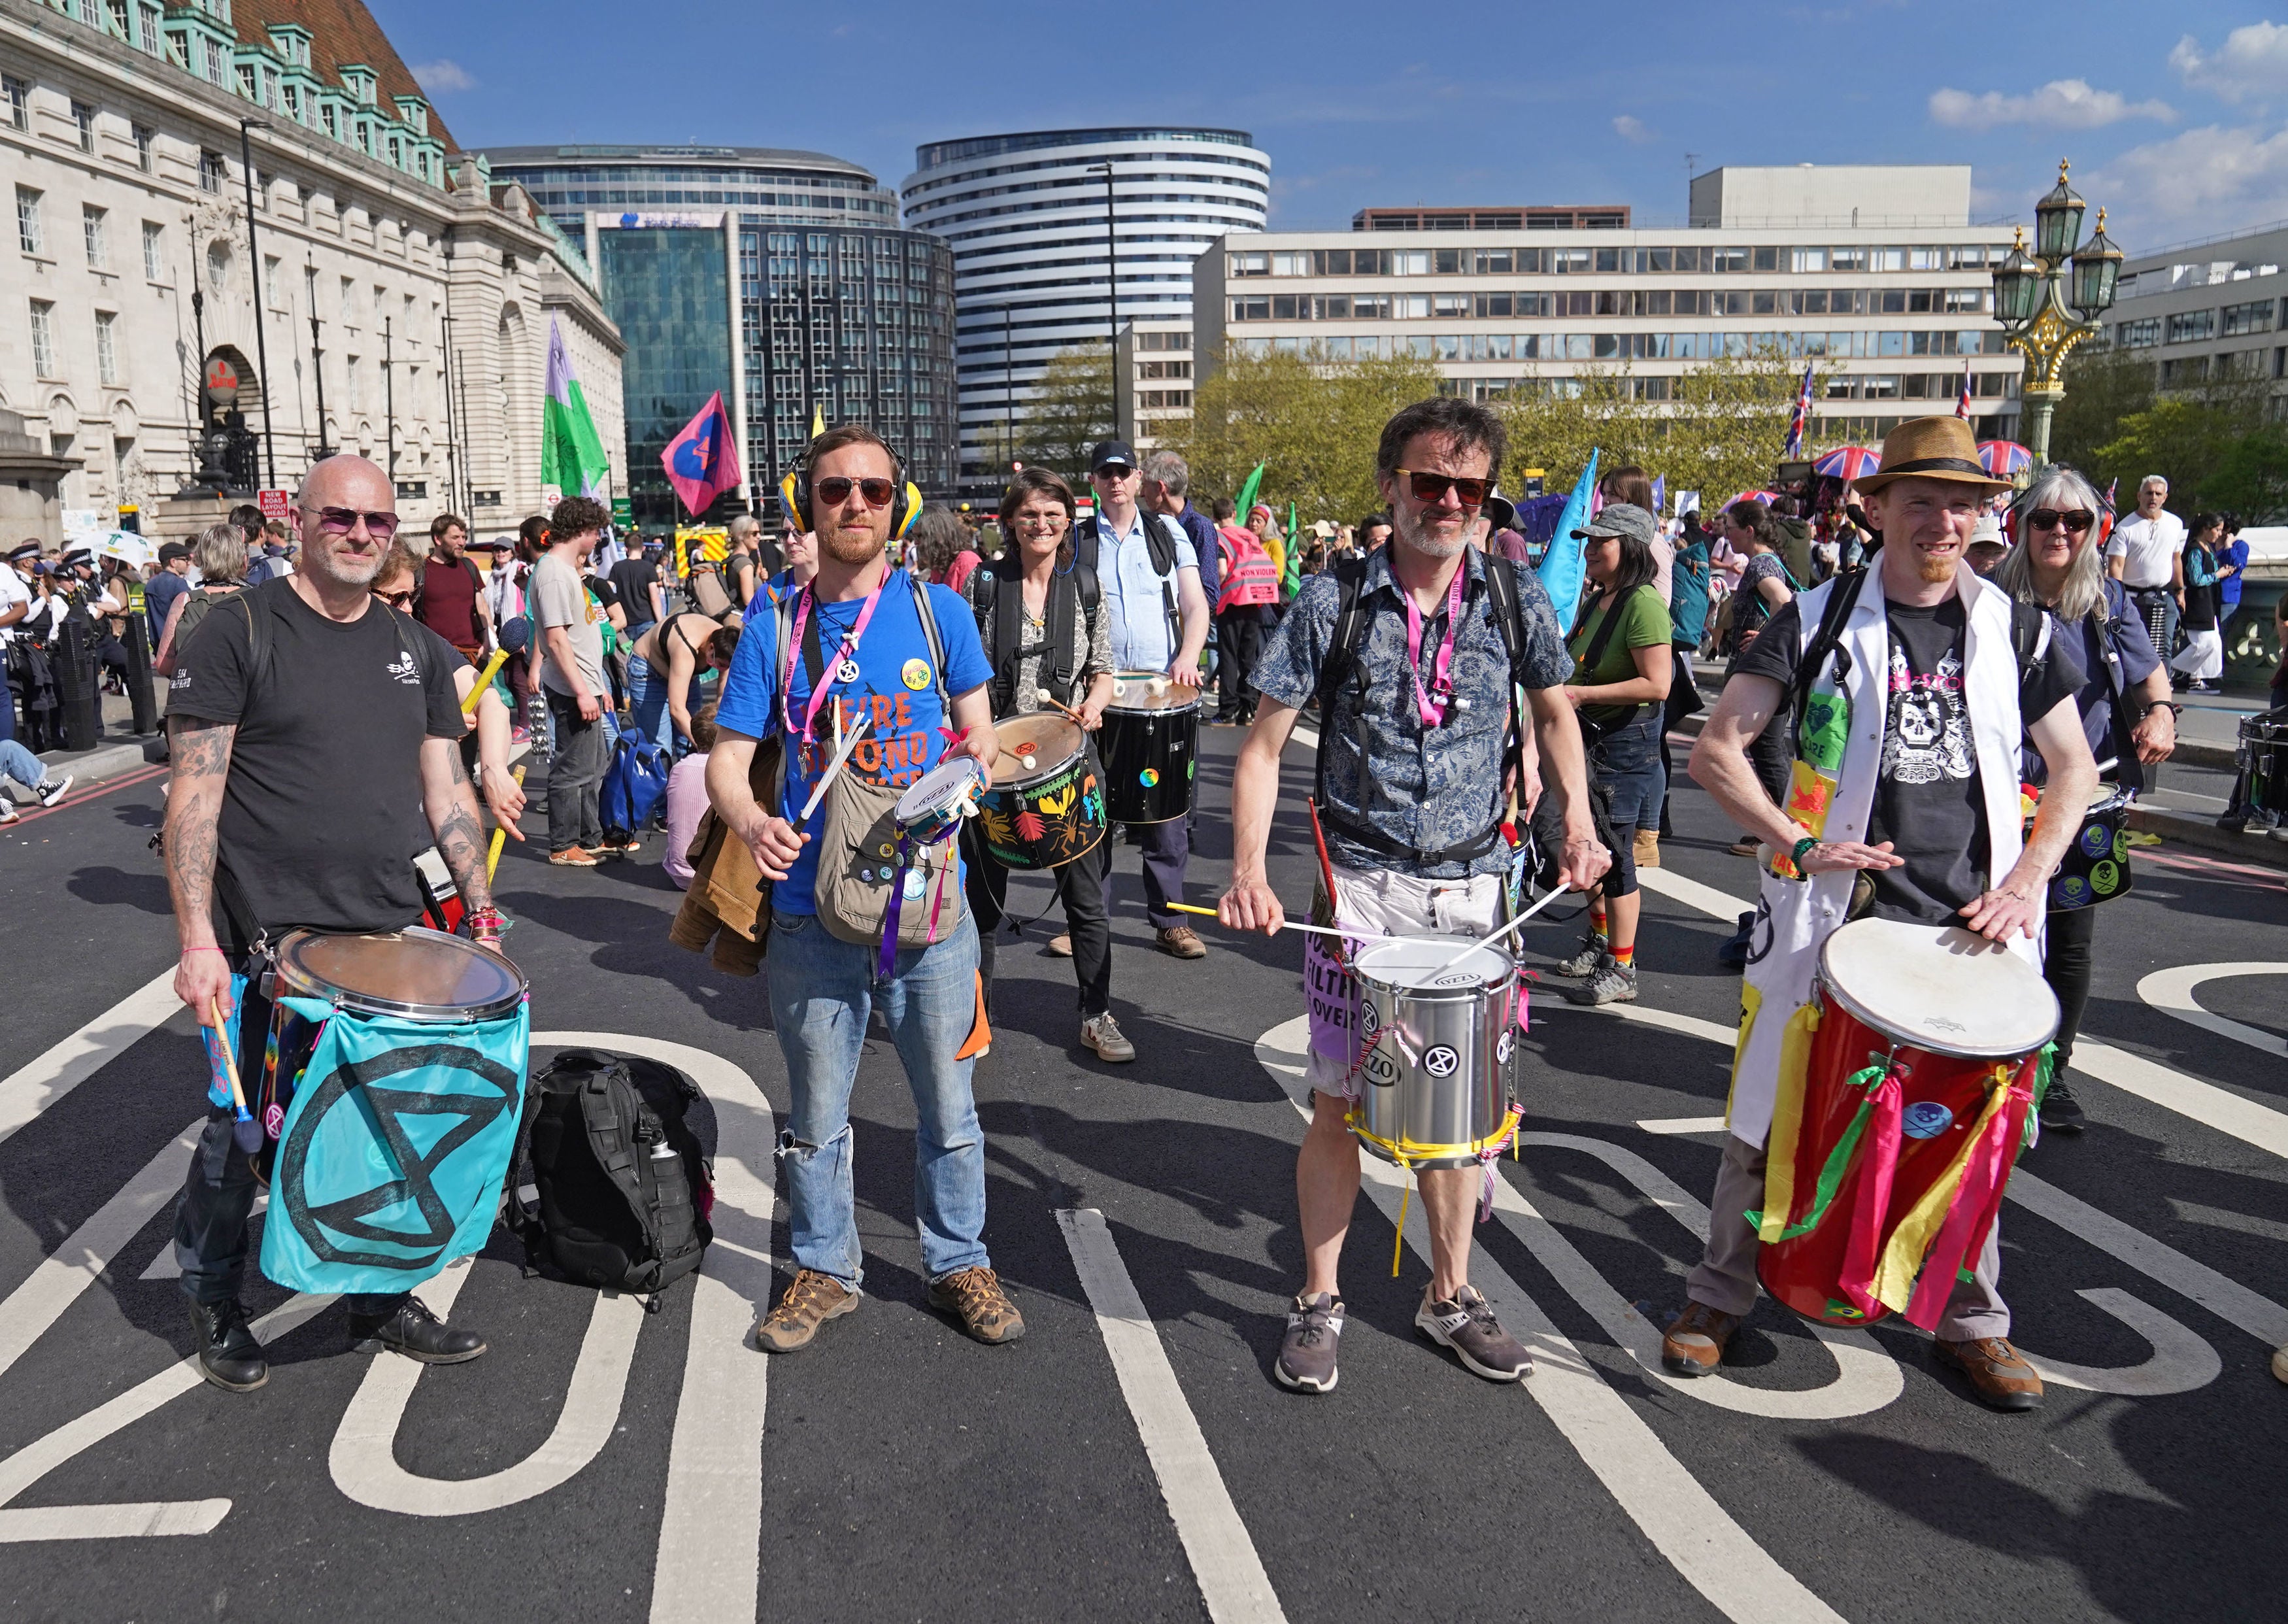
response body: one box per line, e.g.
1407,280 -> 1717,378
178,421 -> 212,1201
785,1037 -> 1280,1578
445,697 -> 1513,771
901,127 -> 1269,482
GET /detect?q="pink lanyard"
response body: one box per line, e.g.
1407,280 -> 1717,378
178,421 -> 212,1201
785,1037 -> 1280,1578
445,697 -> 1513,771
1403,566 -> 1468,728
781,577 -> 886,743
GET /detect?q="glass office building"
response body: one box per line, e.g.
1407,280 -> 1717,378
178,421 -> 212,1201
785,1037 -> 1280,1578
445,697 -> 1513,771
481,145 -> 958,522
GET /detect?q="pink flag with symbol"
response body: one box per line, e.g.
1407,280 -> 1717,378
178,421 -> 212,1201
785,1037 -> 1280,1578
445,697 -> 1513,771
661,391 -> 744,516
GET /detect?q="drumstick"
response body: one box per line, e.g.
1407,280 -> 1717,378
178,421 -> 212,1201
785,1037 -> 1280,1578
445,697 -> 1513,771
1428,883 -> 1569,973
462,649 -> 511,715
1034,688 -> 1090,726
1164,902 -> 1408,947
485,765 -> 528,883
206,996 -> 263,1155
798,711 -> 873,825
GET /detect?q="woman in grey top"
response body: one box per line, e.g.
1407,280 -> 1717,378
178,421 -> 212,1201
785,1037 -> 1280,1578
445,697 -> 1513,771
960,469 -> 1129,1062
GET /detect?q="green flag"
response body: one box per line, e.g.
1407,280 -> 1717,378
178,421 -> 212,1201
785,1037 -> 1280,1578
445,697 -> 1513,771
1284,501 -> 1302,595
1234,463 -> 1265,524
541,316 -> 611,498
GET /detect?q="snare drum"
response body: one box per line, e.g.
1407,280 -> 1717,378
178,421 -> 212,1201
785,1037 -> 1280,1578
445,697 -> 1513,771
894,756 -> 983,847
1757,919 -> 2056,1332
2238,707 -> 2288,817
1345,936 -> 1524,1169
2027,782 -> 2134,910
1100,669 -> 1198,824
977,714 -> 1105,870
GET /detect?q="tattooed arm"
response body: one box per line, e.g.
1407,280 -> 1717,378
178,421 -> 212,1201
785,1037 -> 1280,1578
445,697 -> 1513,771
420,736 -> 497,940
166,715 -> 239,1019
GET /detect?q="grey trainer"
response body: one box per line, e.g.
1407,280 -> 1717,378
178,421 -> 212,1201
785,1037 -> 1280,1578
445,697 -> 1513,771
1417,1285 -> 1534,1381
1080,1011 -> 1136,1063
1552,931 -> 1608,977
1562,958 -> 1638,1006
1274,1292 -> 1345,1393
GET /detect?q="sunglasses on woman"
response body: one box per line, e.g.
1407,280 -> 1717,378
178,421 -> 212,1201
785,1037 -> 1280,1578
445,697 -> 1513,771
1393,469 -> 1490,507
814,476 -> 898,508
2027,509 -> 2095,534
303,505 -> 401,540
375,587 -> 415,608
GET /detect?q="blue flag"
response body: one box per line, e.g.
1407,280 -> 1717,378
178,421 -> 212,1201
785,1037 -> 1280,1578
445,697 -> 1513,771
1534,450 -> 1601,631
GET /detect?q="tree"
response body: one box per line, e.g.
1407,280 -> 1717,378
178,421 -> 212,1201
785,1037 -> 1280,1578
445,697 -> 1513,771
2093,376 -> 2288,520
2047,343 -> 2156,486
1013,346 -> 1115,482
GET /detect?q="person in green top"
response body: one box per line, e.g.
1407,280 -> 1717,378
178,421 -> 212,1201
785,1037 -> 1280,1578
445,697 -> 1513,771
1552,503 -> 1674,1006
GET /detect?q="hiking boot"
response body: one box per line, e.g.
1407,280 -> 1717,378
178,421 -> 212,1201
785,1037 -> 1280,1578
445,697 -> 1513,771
1563,958 -> 1638,1006
548,845 -> 602,867
1155,926 -> 1207,960
1932,1336 -> 2044,1412
1660,1299 -> 1743,1376
1047,932 -> 1073,957
1273,1292 -> 1345,1393
35,775 -> 71,808
928,1266 -> 1025,1345
188,1299 -> 267,1393
1417,1285 -> 1533,1381
2038,1077 -> 2086,1134
1553,931 -> 1609,977
348,1296 -> 487,1363
756,1268 -> 857,1353
1080,1011 -> 1136,1062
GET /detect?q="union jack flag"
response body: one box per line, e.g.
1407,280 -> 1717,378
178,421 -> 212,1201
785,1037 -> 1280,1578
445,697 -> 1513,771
1955,362 -> 1974,420
1784,362 -> 1814,458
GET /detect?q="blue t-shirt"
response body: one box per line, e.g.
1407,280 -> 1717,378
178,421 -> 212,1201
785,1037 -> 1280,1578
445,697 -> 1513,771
713,567 -> 992,915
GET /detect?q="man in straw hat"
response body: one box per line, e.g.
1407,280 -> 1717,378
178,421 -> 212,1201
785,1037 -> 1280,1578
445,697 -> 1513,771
1657,416 -> 2099,1412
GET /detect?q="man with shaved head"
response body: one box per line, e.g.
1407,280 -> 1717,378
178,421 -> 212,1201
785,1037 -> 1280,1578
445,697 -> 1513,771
163,454 -> 503,1393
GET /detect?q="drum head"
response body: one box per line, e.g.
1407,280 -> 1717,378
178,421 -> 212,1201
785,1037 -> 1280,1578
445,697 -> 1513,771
1817,918 -> 2058,1058
994,714 -> 1083,786
1106,671 -> 1197,715
895,756 -> 979,821
274,928 -> 528,1021
1354,935 -> 1511,992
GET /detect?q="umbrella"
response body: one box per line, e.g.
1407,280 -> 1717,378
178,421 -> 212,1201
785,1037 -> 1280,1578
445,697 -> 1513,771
1977,440 -> 2032,477
1812,446 -> 1881,482
1724,489 -> 1783,511
91,532 -> 154,569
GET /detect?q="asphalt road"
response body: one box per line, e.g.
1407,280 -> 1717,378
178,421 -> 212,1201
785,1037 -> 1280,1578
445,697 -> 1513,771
0,720 -> 2282,1623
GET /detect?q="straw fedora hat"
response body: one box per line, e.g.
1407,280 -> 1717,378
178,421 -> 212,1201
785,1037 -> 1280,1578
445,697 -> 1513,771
1854,416 -> 2012,495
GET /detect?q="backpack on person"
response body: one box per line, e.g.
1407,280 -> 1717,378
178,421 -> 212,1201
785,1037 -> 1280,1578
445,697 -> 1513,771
508,1048 -> 712,1304
966,557 -> 1102,712
690,562 -> 734,619
1073,509 -> 1185,652
601,732 -> 671,836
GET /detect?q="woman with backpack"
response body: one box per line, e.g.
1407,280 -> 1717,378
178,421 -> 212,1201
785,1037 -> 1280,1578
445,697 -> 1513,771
155,522 -> 250,681
1548,504 -> 1672,1007
2170,514 -> 2226,694
1717,498 -> 1799,855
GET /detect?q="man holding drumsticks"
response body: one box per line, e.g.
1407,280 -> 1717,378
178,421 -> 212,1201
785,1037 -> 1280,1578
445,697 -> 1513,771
1221,397 -> 1609,1394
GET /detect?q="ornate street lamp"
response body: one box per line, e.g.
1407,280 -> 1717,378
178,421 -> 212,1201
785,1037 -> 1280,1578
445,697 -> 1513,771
1991,159 -> 2119,465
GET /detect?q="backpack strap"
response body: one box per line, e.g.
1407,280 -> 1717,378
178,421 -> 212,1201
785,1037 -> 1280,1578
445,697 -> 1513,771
1787,566 -> 1868,729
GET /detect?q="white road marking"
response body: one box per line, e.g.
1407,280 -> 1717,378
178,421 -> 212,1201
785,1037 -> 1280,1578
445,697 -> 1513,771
2166,1198 -> 2288,1245
1636,866 -> 1759,925
1253,1017 -> 1846,1624
0,1122 -> 199,1383
1057,1208 -> 1288,1624
0,970 -> 183,1146
2136,962 -> 2288,1059
0,1293 -> 334,1542
2017,1289 -> 2223,1396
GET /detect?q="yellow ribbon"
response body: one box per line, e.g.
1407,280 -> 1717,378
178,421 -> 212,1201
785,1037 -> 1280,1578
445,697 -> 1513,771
1755,1002 -> 1823,1243
1864,1066 -> 2015,1314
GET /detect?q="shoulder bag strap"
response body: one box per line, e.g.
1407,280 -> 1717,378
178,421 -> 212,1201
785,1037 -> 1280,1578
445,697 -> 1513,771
1047,567 -> 1079,703
990,562 -> 1021,715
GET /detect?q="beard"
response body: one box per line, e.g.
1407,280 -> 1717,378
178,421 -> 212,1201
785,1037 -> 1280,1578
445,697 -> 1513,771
1913,547 -> 1960,584
820,524 -> 884,567
1393,507 -> 1470,560
309,539 -> 381,589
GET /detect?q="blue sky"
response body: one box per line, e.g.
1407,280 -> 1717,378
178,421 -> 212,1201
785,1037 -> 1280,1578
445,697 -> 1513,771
386,1 -> 2288,256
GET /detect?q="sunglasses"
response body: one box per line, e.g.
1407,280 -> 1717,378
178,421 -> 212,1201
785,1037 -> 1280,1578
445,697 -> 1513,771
303,505 -> 401,539
815,476 -> 898,508
1393,469 -> 1490,508
375,587 -> 415,608
2028,509 -> 2096,534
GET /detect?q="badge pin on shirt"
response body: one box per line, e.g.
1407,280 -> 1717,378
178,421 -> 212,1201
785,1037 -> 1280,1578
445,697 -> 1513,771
837,658 -> 860,683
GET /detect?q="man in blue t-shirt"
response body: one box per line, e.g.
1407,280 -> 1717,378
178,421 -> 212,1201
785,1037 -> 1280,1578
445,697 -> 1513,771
707,424 -> 1021,1354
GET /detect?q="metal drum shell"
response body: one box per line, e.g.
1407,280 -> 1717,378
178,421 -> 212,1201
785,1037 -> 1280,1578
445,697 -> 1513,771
269,927 -> 528,1022
2239,709 -> 2288,816
1347,939 -> 1521,1170
1101,702 -> 1198,824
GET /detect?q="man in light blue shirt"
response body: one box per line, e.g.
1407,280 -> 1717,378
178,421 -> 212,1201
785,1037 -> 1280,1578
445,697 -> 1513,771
1083,439 -> 1212,958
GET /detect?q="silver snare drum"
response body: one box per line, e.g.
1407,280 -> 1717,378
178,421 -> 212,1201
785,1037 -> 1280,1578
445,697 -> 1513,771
1347,936 -> 1523,1169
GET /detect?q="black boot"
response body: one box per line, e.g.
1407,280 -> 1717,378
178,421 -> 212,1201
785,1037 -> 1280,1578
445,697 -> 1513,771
347,1295 -> 488,1364
188,1299 -> 268,1393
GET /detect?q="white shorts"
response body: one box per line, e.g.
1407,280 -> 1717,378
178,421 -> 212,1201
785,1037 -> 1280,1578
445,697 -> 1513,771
1304,863 -> 1503,1102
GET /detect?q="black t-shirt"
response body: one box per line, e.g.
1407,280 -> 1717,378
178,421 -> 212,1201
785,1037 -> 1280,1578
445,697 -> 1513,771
1732,592 -> 2082,924
608,557 -> 659,622
169,578 -> 465,948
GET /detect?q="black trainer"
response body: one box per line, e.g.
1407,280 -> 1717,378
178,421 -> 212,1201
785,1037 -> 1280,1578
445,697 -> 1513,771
347,1295 -> 488,1364
2038,1077 -> 2087,1134
188,1299 -> 268,1393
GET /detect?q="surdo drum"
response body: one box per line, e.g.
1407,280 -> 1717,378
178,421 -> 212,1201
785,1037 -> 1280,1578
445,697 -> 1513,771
1099,669 -> 1198,825
1345,936 -> 1524,1170
976,713 -> 1105,870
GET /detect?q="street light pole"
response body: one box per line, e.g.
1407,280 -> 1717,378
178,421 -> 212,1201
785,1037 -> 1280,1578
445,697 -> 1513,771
308,258 -> 331,460
1991,159 -> 2121,466
237,118 -> 277,489
1088,161 -> 1117,349
1001,302 -> 1015,469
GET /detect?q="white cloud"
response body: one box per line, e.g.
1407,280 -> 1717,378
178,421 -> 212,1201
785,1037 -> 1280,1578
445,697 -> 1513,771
2087,122 -> 2288,239
2170,22 -> 2288,104
1928,78 -> 2174,130
1611,114 -> 1655,144
411,59 -> 477,93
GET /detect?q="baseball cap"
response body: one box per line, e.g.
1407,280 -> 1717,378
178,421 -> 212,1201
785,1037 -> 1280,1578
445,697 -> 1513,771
1089,439 -> 1138,474
1572,503 -> 1656,549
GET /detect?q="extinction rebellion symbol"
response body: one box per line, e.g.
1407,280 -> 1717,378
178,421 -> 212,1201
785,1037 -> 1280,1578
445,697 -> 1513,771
1423,1045 -> 1460,1079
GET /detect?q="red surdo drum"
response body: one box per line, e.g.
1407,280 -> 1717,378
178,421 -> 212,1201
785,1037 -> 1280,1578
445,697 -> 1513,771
1755,918 -> 2058,1332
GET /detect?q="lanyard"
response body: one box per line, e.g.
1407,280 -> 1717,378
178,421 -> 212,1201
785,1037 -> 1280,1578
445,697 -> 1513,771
1402,565 -> 1468,728
782,575 -> 887,743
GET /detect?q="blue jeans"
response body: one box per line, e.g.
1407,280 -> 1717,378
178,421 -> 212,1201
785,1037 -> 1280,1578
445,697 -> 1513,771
626,652 -> 675,753
0,737 -> 44,792
765,909 -> 989,1289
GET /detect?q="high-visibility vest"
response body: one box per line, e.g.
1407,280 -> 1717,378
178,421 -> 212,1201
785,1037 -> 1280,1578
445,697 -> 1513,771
1217,526 -> 1280,610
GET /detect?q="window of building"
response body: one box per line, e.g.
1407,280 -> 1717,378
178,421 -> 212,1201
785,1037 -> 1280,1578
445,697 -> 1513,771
2115,316 -> 2161,348
2165,309 -> 2217,345
1228,250 -> 1268,277
1791,248 -> 1826,273
199,149 -> 226,192
16,188 -> 41,256
2223,298 -> 2276,337
141,219 -> 162,280
95,309 -> 118,384
1549,248 -> 1589,274
140,3 -> 161,52
346,354 -> 360,410
71,101 -> 93,152
1830,246 -> 1866,273
131,122 -> 152,171
82,205 -> 105,269
1712,247 -> 1748,273
339,275 -> 354,323
264,255 -> 280,308
29,300 -> 55,377
3,76 -> 25,132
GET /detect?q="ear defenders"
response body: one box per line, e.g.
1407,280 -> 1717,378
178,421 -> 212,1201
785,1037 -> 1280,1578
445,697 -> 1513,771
781,437 -> 921,541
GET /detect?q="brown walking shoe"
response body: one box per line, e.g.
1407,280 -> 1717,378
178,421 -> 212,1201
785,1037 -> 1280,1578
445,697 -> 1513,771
1659,1300 -> 1744,1376
928,1266 -> 1026,1345
1155,925 -> 1207,960
754,1268 -> 857,1353
1931,1336 -> 2045,1412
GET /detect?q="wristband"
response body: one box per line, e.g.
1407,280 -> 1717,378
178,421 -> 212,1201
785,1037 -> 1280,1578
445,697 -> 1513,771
183,945 -> 227,956
1790,835 -> 1820,875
